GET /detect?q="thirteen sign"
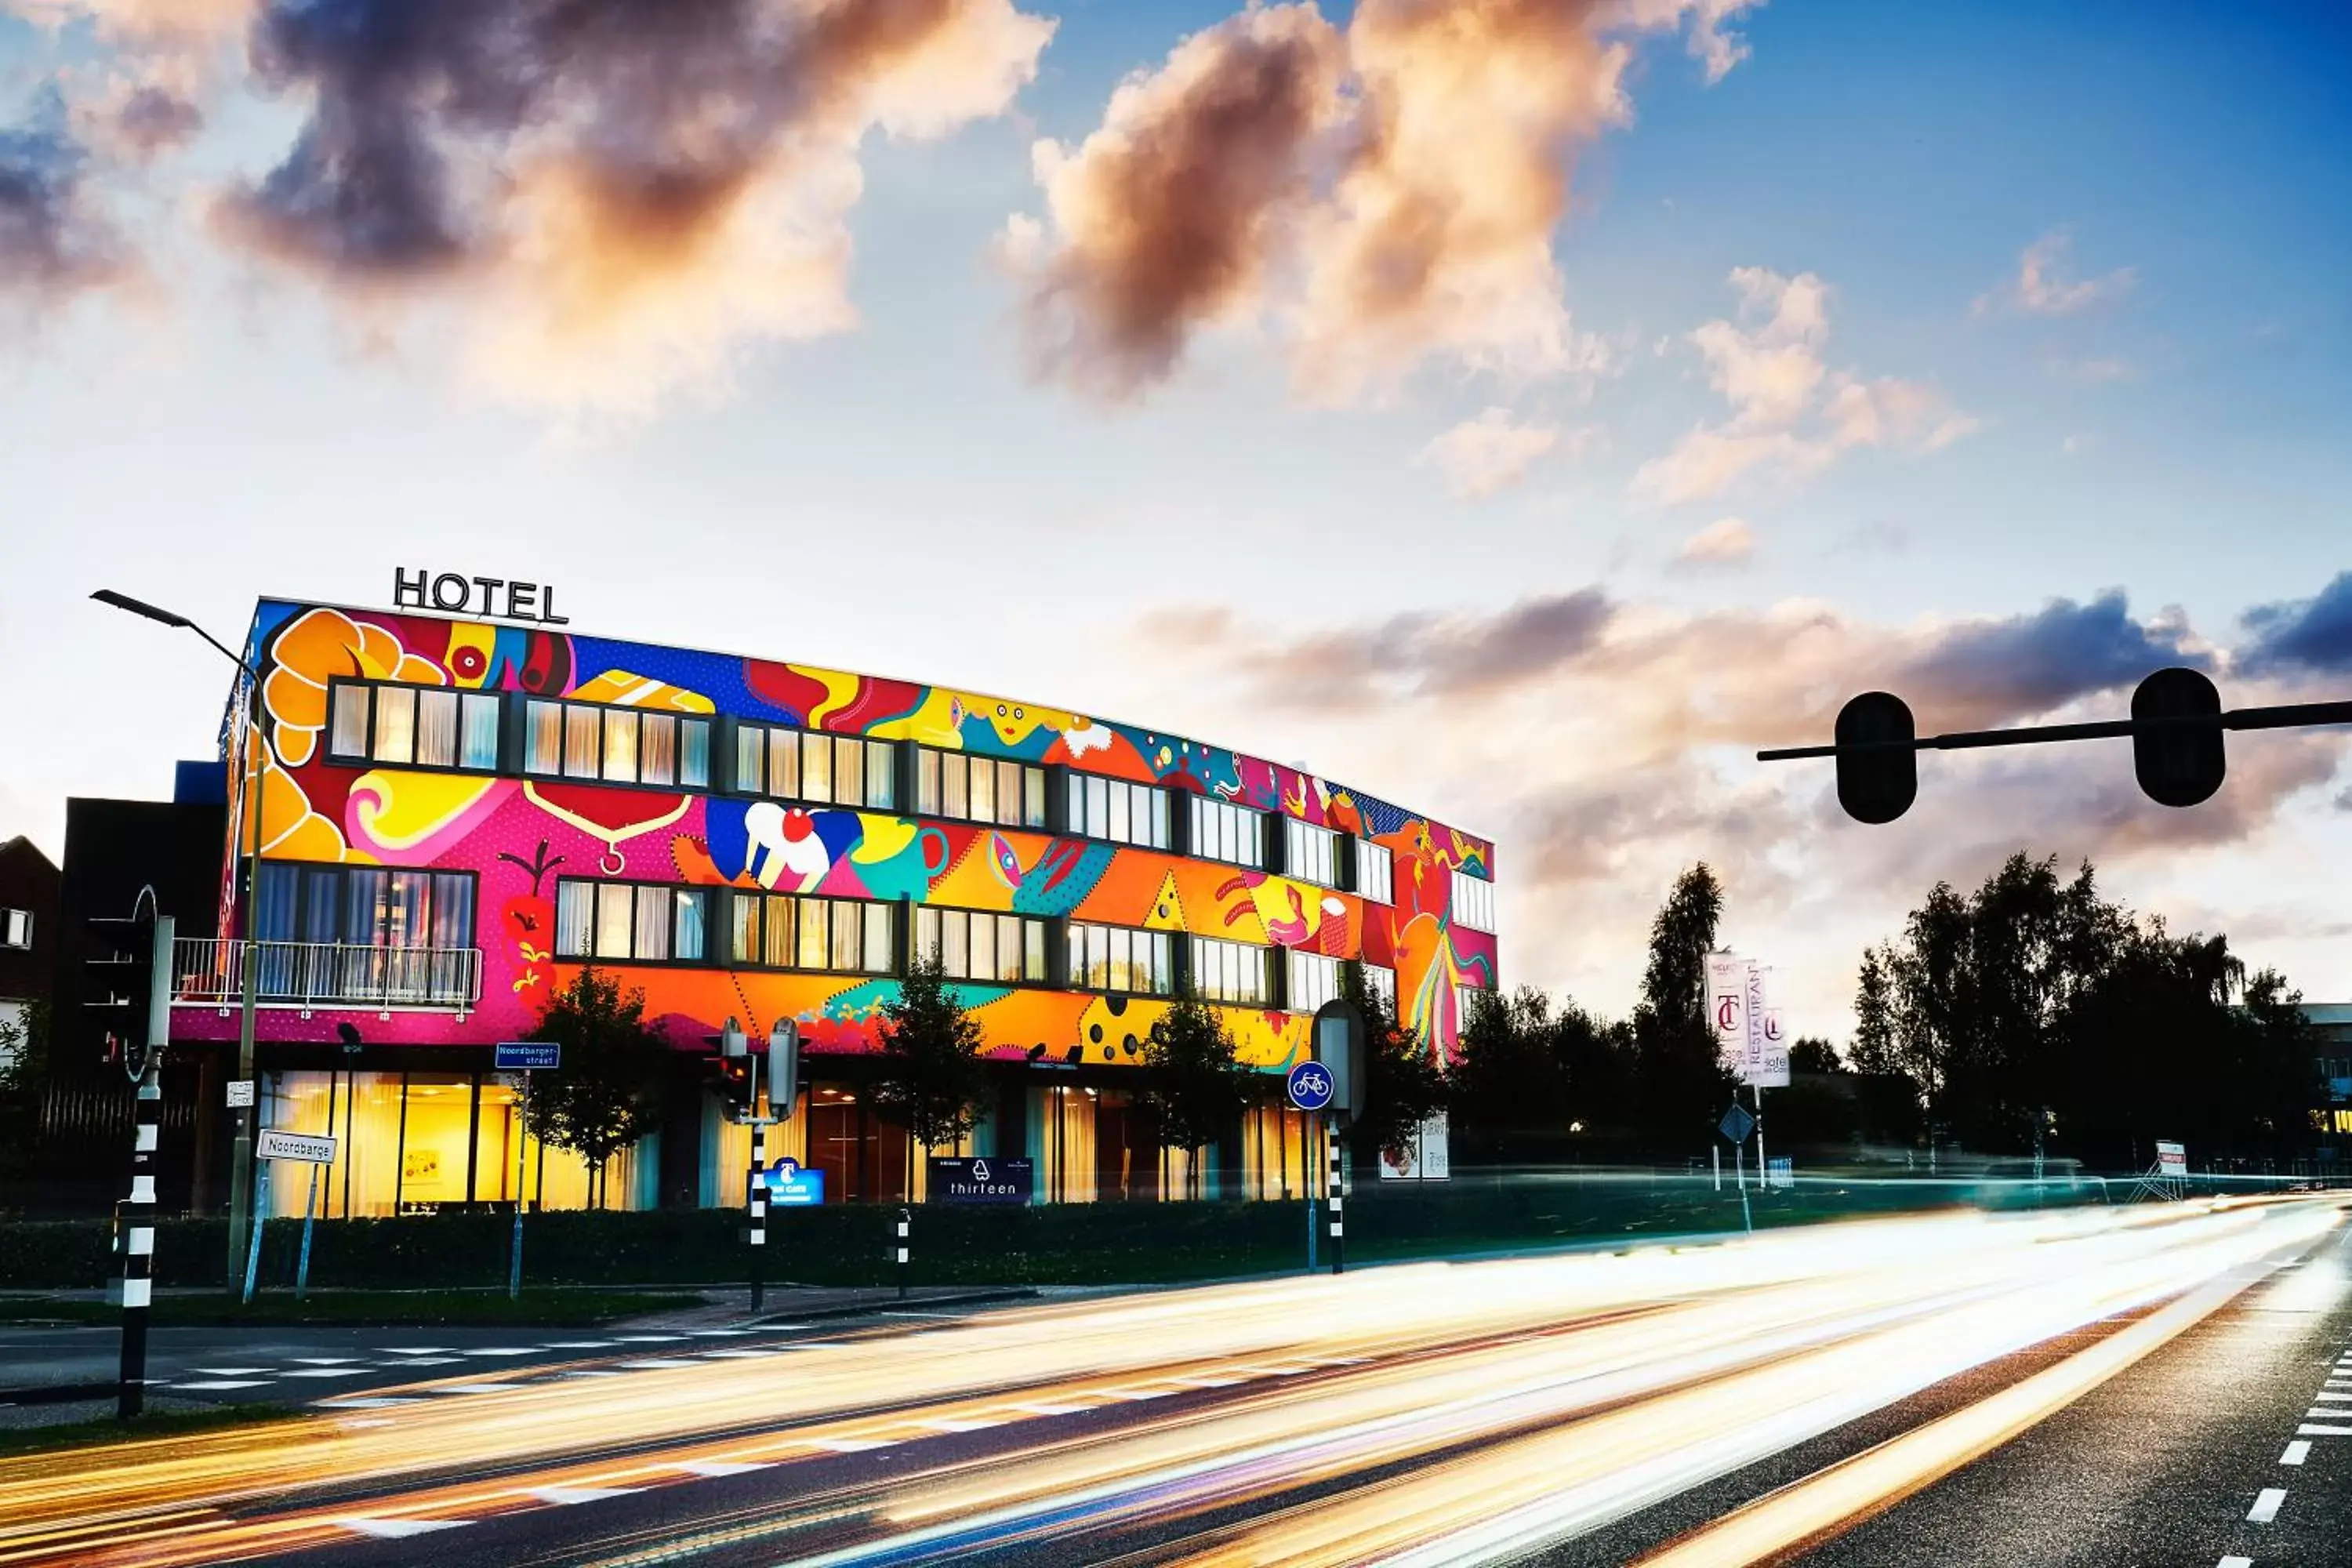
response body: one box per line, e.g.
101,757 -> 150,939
927,1157 -> 1034,1205
494,1041 -> 562,1072
257,1130 -> 337,1164
1287,1060 -> 1335,1113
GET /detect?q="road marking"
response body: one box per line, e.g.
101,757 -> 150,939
465,1347 -> 542,1357
1171,1377 -> 1243,1388
1005,1403 -> 1085,1416
2281,1440 -> 2311,1465
557,1370 -> 626,1379
281,1368 -> 370,1378
428,1382 -> 526,1395
542,1341 -> 619,1349
808,1438 -> 895,1452
615,1359 -> 703,1370
2307,1409 -> 2352,1420
387,1356 -> 461,1367
187,1367 -> 270,1376
524,1485 -> 641,1504
290,1356 -> 362,1365
2310,1390 -> 2351,1400
613,1334 -> 688,1343
379,1347 -> 456,1355
335,1517 -> 467,1538
2248,1487 -> 2286,1523
175,1379 -> 270,1390
914,1418 -> 1004,1432
2219,1558 -> 2252,1568
697,1350 -> 784,1360
684,1329 -> 750,1337
1094,1388 -> 1170,1401
316,1396 -> 426,1409
2297,1423 -> 2352,1435
675,1461 -> 775,1477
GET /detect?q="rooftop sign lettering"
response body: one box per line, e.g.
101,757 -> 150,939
394,569 -> 570,626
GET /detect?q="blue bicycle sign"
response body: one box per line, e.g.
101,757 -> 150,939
1287,1060 -> 1335,1112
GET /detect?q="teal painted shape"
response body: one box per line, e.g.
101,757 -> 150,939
1011,839 -> 1114,916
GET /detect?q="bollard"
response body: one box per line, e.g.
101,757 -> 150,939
118,1062 -> 162,1420
895,1207 -> 910,1300
1326,1123 -> 1345,1276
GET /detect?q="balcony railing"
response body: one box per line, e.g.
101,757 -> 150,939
172,938 -> 483,1012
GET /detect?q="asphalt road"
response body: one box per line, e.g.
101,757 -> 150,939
4,1199 -> 2345,1568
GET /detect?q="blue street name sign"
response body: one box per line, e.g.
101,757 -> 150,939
494,1041 -> 561,1072
927,1157 -> 1034,1205
761,1158 -> 826,1207
1287,1060 -> 1334,1113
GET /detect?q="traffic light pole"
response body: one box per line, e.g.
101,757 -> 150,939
224,673 -> 263,1296
1759,697 -> 2352,761
747,1107 -> 769,1313
118,1058 -> 162,1419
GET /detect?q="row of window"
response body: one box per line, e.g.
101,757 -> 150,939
921,749 -> 1049,829
919,906 -> 1051,985
253,863 -> 478,952
321,681 -> 1436,906
736,724 -> 897,811
553,881 -> 898,975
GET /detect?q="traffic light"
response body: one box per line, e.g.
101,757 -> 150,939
2131,666 -> 2225,808
710,1015 -> 757,1123
1834,691 -> 1918,825
85,900 -> 171,1080
768,1019 -> 800,1122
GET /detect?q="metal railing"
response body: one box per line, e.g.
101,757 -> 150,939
172,938 -> 483,1011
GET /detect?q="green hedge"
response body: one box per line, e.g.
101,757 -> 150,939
0,1174 -> 2092,1294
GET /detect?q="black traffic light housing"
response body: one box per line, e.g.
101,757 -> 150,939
2131,666 -> 2225,808
1833,691 -> 1918,825
85,891 -> 171,1080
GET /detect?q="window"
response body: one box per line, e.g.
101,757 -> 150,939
1288,950 -> 1341,1014
521,697 -> 713,789
1189,935 -> 1271,1006
1070,924 -> 1176,996
255,863 -> 477,952
735,724 -> 896,810
326,681 -> 501,772
1190,797 -> 1265,868
916,907 -> 1047,984
1356,840 -> 1393,904
1361,963 -> 1396,1013
547,880 -> 713,963
1058,771 -> 1167,848
0,909 -> 30,949
917,747 -> 1045,828
1456,982 -> 1494,1030
1285,819 -> 1338,887
1451,869 -> 1497,933
727,892 -> 895,975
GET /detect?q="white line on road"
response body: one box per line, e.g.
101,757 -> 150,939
187,1367 -> 270,1376
1004,1403 -> 1085,1416
289,1357 -> 362,1365
463,1347 -> 542,1357
914,1418 -> 1004,1432
385,1356 -> 460,1367
2219,1557 -> 2252,1568
334,1517 -> 466,1538
614,1359 -> 702,1370
524,1485 -> 642,1504
674,1461 -> 775,1477
541,1341 -> 618,1349
2298,1422 -> 2352,1435
807,1438 -> 895,1452
174,1380 -> 270,1390
427,1383 -> 524,1395
2248,1487 -> 2287,1523
379,1347 -> 456,1355
2281,1440 -> 2311,1465
612,1334 -> 688,1343
281,1368 -> 370,1378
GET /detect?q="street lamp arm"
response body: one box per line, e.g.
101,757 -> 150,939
91,589 -> 261,682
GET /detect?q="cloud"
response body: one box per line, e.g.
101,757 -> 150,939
1674,515 -> 1753,565
1980,230 -> 2134,317
1632,267 -> 1974,504
1416,408 -> 1567,499
209,0 -> 1054,415
0,88 -> 131,315
6,0 -> 255,45
2241,571 -> 2352,676
1007,0 -> 1755,405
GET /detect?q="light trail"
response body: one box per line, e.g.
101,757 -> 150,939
0,1198 -> 2338,1568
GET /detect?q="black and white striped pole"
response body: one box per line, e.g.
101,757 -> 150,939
747,1103 -> 768,1312
1326,1120 -> 1345,1276
117,910 -> 171,1421
895,1207 -> 910,1300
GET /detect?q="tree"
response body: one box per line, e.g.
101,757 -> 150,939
0,1000 -> 53,1183
1631,864 -> 1736,1142
1339,960 -> 1448,1164
521,967 -> 666,1209
871,952 -> 990,1157
1136,988 -> 1251,1197
1450,985 -> 1574,1160
1788,1036 -> 1843,1074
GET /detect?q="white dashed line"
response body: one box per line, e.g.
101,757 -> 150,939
175,1380 -> 271,1391
1170,1377 -> 1243,1388
675,1461 -> 775,1477
683,1330 -> 750,1338
557,1370 -> 626,1379
1093,1388 -> 1170,1401
316,1396 -> 426,1410
2310,1392 -> 2352,1402
281,1368 -> 370,1379
2219,1558 -> 2252,1568
2281,1440 -> 2311,1465
807,1438 -> 895,1452
334,1518 -> 467,1539
542,1341 -> 619,1349
615,1359 -> 702,1370
464,1347 -> 543,1357
187,1367 -> 270,1376
1005,1403 -> 1085,1416
386,1356 -> 461,1367
290,1356 -> 363,1366
2248,1487 -> 2287,1523
914,1418 -> 1004,1433
613,1334 -> 688,1343
696,1350 -> 784,1360
2297,1422 -> 2352,1436
379,1347 -> 456,1355
523,1485 -> 642,1505
427,1383 -> 526,1396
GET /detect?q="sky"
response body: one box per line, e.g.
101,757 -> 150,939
3,0 -> 2350,1040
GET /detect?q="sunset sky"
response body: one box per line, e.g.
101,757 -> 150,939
5,0 -> 2348,1036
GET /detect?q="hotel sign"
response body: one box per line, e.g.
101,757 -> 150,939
394,568 -> 571,625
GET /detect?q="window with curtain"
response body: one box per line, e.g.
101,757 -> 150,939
914,747 -> 1044,828
248,863 -> 481,1003
734,724 -> 896,810
916,907 -> 1048,983
1189,797 -> 1265,868
325,681 -> 506,773
1069,924 -> 1176,996
1065,772 -> 1170,848
1450,869 -> 1497,933
1189,935 -> 1271,1005
1288,950 -> 1341,1014
1285,819 -> 1338,887
550,880 -> 717,963
726,891 -> 894,974
517,697 -> 712,789
1356,840 -> 1393,904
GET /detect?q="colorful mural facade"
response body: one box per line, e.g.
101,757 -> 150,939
176,600 -> 1499,1076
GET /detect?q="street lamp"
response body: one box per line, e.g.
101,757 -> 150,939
93,589 -> 264,1295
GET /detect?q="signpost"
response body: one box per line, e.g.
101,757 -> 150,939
1719,1102 -> 1755,1234
224,1080 -> 255,1109
2155,1140 -> 2187,1178
1309,1003 -> 1367,1276
1286,1060 -> 1335,1114
927,1157 -> 1034,1205
254,1131 -> 336,1302
492,1043 -> 558,1298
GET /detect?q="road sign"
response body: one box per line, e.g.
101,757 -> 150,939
2155,1140 -> 2187,1177
224,1079 -> 255,1109
494,1041 -> 561,1072
927,1156 -> 1034,1204
1287,1059 -> 1334,1112
1719,1102 -> 1755,1145
760,1157 -> 825,1207
257,1130 -> 337,1164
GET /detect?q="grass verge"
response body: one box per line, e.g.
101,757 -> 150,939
0,1403 -> 305,1461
